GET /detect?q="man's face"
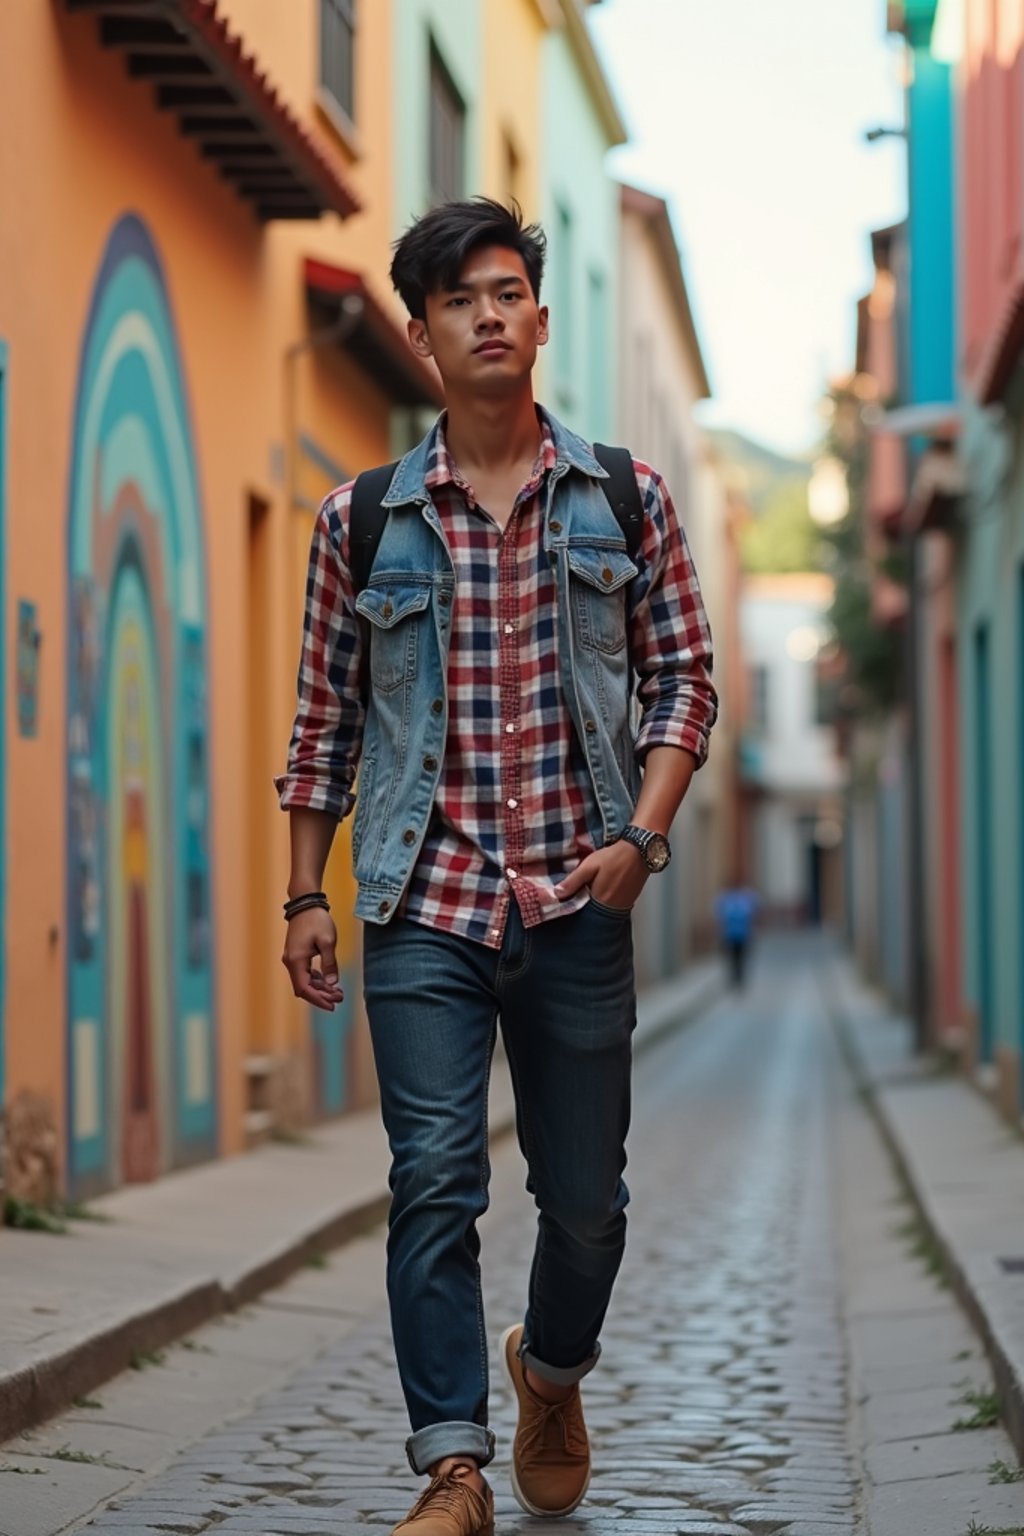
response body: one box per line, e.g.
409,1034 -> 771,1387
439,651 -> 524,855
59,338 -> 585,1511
409,245 -> 549,394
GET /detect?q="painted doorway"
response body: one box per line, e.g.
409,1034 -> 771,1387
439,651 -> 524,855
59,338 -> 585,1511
66,216 -> 215,1194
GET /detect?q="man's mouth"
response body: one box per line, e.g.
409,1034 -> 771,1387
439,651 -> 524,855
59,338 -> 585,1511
474,340 -> 512,355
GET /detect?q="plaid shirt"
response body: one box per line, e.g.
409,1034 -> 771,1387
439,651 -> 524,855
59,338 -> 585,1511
276,414 -> 717,949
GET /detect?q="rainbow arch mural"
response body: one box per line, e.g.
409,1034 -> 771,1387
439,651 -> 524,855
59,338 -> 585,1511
66,214 -> 215,1193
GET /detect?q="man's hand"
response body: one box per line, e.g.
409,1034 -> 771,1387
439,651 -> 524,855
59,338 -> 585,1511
282,908 -> 345,1011
555,840 -> 649,912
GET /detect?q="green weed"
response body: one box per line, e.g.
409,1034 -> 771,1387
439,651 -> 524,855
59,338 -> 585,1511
954,1388 -> 1001,1431
988,1458 -> 1024,1484
128,1348 -> 166,1371
71,1396 -> 103,1410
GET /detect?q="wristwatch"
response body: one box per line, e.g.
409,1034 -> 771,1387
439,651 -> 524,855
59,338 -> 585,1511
618,824 -> 672,873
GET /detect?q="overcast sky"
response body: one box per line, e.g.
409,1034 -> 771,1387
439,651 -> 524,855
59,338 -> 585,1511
589,0 -> 907,458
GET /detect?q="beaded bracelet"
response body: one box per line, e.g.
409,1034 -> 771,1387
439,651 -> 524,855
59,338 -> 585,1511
283,891 -> 330,921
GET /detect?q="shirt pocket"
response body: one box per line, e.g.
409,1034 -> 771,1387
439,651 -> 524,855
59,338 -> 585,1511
567,546 -> 638,655
355,580 -> 432,694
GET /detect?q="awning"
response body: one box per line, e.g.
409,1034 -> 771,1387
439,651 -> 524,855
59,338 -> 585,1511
873,401 -> 961,438
304,259 -> 445,409
65,0 -> 361,222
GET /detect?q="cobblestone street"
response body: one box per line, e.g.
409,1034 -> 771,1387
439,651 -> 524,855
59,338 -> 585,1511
5,934 -> 1024,1535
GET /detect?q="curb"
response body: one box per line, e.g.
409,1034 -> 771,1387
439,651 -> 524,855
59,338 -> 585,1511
0,965 -> 723,1444
829,977 -> 1024,1464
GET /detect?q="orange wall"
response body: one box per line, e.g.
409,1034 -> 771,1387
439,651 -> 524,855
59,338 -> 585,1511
0,3 -> 394,1178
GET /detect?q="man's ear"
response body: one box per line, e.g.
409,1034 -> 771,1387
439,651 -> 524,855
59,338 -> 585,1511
537,305 -> 550,348
408,318 -> 433,358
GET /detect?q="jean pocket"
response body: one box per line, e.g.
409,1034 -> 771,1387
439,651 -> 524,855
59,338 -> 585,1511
587,895 -> 633,920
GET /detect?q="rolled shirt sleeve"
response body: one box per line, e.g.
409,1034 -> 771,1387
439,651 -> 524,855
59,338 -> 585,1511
628,462 -> 718,767
274,486 -> 365,819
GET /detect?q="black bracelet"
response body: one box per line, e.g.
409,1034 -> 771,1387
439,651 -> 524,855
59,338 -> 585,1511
283,891 -> 330,920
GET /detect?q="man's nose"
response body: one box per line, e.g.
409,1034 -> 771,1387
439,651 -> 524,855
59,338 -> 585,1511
475,300 -> 504,330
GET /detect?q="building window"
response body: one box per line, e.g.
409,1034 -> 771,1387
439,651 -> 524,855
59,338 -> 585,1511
554,201 -> 573,394
749,664 -> 770,735
320,0 -> 356,123
429,42 -> 465,206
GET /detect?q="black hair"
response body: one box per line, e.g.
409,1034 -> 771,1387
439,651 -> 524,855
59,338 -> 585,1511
389,197 -> 547,321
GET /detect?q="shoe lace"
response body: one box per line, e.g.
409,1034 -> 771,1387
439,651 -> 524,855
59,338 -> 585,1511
408,1468 -> 481,1527
521,1393 -> 588,1461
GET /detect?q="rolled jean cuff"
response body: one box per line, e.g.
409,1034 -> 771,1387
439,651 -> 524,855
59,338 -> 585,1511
406,1422 -> 496,1476
520,1339 -> 601,1387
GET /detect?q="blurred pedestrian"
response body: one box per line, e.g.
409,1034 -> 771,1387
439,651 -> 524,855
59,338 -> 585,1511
715,885 -> 759,988
277,197 -> 717,1536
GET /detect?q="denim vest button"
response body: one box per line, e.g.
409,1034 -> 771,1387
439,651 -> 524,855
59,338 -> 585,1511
431,698 -> 443,714
584,718 -> 597,733
422,755 -> 438,771
378,900 -> 391,915
382,601 -> 394,618
439,591 -> 451,606
601,566 -> 613,584
549,520 -> 562,534
402,828 -> 416,845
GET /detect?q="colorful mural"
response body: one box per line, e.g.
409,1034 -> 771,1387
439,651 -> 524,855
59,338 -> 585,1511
66,215 -> 215,1193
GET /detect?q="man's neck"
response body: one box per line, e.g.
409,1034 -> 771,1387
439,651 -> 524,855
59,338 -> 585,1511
443,386 -> 542,476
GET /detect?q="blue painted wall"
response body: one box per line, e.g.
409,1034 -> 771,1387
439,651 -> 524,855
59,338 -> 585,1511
906,41 -> 955,407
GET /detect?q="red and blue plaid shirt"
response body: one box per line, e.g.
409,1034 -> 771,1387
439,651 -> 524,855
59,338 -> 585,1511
277,414 -> 717,948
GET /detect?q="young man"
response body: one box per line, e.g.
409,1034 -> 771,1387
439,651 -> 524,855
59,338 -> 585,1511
276,198 -> 717,1535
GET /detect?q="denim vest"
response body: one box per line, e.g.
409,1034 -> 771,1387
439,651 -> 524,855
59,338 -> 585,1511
351,410 -> 642,925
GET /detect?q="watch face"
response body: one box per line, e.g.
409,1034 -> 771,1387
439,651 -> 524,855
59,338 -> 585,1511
646,834 -> 671,872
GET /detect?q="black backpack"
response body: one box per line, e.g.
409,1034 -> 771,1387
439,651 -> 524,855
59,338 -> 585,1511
348,443 -> 644,594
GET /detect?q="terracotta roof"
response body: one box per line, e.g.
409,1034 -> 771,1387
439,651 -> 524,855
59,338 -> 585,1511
304,259 -> 445,409
65,0 -> 361,222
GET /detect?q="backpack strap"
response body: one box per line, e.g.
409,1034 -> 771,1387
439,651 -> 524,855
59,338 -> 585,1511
349,461 -> 399,594
593,443 -> 645,559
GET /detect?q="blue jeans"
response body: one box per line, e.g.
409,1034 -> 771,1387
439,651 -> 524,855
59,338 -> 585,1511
362,900 -> 636,1476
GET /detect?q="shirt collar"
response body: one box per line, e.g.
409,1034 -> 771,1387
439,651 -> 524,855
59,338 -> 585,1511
425,410 -> 558,505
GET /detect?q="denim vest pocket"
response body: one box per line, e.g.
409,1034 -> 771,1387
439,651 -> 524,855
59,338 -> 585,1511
355,581 -> 431,694
567,547 -> 638,655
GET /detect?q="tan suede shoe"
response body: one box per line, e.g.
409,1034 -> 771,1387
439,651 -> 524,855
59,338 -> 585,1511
391,1465 -> 494,1536
500,1323 -> 591,1516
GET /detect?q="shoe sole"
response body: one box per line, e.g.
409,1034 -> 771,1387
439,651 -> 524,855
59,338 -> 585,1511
499,1325 -> 591,1518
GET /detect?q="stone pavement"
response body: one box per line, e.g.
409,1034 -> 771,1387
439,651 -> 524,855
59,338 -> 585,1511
0,961 -> 723,1444
3,934 -> 1024,1535
832,955 -> 1024,1465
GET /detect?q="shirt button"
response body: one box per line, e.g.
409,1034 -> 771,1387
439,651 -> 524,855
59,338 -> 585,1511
506,868 -> 519,881
503,623 -> 515,635
490,929 -> 501,939
506,798 -> 518,809
505,722 -> 516,734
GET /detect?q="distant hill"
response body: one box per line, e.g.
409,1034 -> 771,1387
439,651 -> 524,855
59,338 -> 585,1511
707,429 -> 811,520
708,429 -> 819,575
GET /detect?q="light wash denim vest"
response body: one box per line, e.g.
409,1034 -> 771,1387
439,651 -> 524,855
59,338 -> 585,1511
351,409 -> 642,925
